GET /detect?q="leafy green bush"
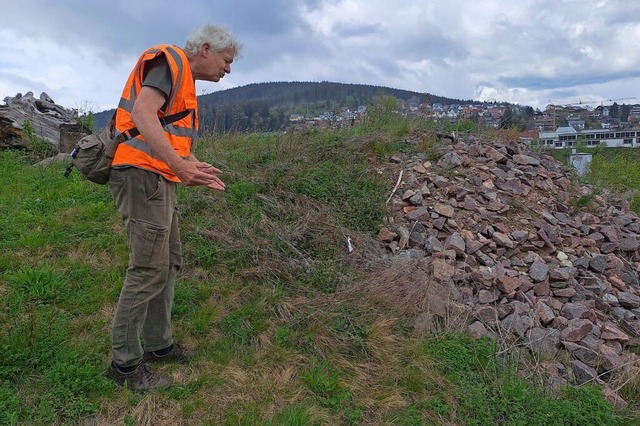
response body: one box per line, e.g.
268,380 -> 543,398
362,94 -> 398,131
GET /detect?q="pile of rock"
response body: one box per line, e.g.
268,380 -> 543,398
379,134 -> 639,405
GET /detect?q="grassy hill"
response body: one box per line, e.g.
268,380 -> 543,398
1,113 -> 639,425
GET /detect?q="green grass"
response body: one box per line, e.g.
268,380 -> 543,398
0,120 -> 637,424
585,148 -> 640,214
424,334 -> 619,426
544,147 -> 640,215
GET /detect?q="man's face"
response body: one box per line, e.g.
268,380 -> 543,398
204,46 -> 235,82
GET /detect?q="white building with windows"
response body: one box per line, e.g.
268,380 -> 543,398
536,127 -> 639,149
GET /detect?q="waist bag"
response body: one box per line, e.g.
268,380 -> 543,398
64,109 -> 191,184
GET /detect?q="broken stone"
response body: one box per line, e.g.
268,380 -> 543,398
604,385 -> 628,409
600,322 -> 630,342
560,302 -> 592,320
401,189 -> 416,200
571,360 -> 602,385
502,313 -> 534,338
529,260 -> 549,282
405,207 -> 430,221
468,321 -> 489,339
511,230 -> 529,242
560,319 -> 593,342
478,289 -> 500,304
553,287 -> 577,299
377,133 -> 640,390
409,193 -> 424,206
548,266 -> 577,281
497,275 -> 521,295
492,231 -> 515,249
433,202 -> 455,218
528,328 -> 560,358
533,281 -> 551,297
535,301 -> 556,325
378,227 -> 397,242
619,237 -> 640,252
443,232 -> 466,255
438,151 -> 464,168
513,154 -> 540,166
474,306 -> 499,325
619,292 -> 640,309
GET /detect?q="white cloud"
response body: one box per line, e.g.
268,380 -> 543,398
1,0 -> 639,112
0,28 -> 134,111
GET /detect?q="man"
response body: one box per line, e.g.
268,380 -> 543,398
106,24 -> 241,391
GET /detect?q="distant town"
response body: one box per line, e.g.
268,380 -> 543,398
288,98 -> 640,149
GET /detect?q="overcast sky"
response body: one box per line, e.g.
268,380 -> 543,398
2,0 -> 639,112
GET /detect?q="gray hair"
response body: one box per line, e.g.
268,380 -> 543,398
184,24 -> 242,56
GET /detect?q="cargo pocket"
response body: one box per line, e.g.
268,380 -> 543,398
128,219 -> 170,268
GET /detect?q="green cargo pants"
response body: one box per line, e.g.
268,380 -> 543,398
108,167 -> 182,368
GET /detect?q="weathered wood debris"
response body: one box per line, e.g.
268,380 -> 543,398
379,133 -> 639,406
0,92 -> 87,153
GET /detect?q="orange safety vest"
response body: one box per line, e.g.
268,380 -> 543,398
112,44 -> 198,182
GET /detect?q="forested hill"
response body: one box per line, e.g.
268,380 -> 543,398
94,81 -> 471,132
199,81 -> 461,108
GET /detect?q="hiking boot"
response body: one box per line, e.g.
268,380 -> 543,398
107,362 -> 171,391
143,343 -> 194,363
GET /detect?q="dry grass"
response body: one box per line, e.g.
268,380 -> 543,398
357,256 -> 472,336
87,394 -> 184,426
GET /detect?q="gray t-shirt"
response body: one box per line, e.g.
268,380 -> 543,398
142,54 -> 172,110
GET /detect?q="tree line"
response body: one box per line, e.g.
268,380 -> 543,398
196,81 -> 473,134
93,81 -> 474,133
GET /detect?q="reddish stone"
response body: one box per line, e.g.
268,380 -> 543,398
560,319 -> 593,342
601,322 -> 630,342
497,275 -> 521,294
533,281 -> 550,296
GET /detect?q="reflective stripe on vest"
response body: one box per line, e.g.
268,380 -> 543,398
111,44 -> 199,182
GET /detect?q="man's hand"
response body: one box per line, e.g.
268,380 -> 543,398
131,88 -> 226,191
174,160 -> 226,190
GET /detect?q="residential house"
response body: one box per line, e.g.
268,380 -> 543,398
567,119 -> 585,130
533,115 -> 554,131
601,116 -> 621,129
